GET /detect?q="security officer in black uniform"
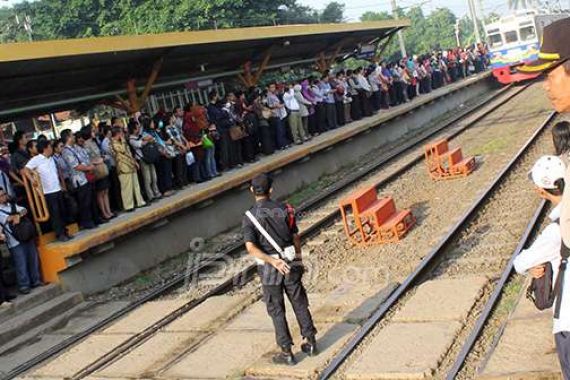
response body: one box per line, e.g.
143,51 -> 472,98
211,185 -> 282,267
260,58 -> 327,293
242,173 -> 317,365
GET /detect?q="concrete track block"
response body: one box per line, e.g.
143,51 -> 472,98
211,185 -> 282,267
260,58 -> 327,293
314,283 -> 398,324
394,277 -> 488,322
101,298 -> 189,334
345,321 -> 461,380
164,294 -> 253,332
31,334 -> 131,378
246,322 -> 357,379
96,332 -> 201,378
510,293 -> 552,320
479,318 -> 559,379
161,330 -> 274,379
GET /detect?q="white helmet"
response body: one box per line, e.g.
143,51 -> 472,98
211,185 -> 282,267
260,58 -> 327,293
529,155 -> 566,189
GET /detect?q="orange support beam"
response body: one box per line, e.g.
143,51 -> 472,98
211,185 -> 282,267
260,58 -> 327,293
238,51 -> 272,87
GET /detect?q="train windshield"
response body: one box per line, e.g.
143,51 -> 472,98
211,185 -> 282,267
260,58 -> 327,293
489,33 -> 503,48
504,31 -> 518,44
519,25 -> 536,41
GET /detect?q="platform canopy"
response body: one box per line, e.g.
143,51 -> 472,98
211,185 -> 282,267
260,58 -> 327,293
0,20 -> 409,121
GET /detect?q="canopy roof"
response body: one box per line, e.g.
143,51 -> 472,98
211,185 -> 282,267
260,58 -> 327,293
0,20 -> 409,121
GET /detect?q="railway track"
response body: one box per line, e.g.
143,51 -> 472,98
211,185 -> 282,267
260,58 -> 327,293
8,82 -> 538,380
321,111 -> 557,380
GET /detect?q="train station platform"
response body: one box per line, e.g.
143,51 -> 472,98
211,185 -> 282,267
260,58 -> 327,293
42,71 -> 494,294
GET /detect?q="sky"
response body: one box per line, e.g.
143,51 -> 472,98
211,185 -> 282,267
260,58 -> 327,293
300,0 -> 511,20
1,0 -> 512,20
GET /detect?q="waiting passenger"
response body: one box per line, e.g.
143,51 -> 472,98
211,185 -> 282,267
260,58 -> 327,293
0,232 -> 16,305
82,125 -> 114,221
61,129 -> 97,230
23,140 -> 71,242
144,115 -> 175,197
266,84 -> 289,150
0,188 -> 42,294
128,119 -> 161,202
9,131 -> 30,205
283,83 -> 306,145
110,127 -> 146,212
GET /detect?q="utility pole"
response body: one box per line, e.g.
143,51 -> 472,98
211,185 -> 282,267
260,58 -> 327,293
390,0 -> 407,57
454,19 -> 461,46
468,0 -> 481,44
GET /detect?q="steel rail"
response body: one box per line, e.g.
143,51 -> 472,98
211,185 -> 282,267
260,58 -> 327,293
444,199 -> 548,379
5,83 -> 526,380
318,110 -> 558,380
444,113 -> 558,379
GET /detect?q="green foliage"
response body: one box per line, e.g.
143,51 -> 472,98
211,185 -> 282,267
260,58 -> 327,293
360,6 -> 485,61
320,2 -> 345,23
0,0 -> 345,42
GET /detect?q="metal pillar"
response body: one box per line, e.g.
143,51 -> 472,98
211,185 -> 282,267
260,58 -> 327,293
390,0 -> 407,58
468,0 -> 482,44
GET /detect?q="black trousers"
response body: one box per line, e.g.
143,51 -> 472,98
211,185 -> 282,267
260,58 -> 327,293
335,101 -> 345,126
108,167 -> 123,212
155,157 -> 173,193
173,155 -> 188,188
0,257 -> 6,302
45,191 -> 66,238
315,103 -> 327,133
556,332 -> 570,380
261,265 -> 317,349
75,183 -> 95,228
325,103 -> 338,130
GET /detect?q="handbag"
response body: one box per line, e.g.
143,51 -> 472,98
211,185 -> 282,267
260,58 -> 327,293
202,134 -> 214,149
229,125 -> 247,141
527,243 -> 570,317
93,162 -> 109,180
0,207 -> 36,243
141,142 -> 161,164
185,151 -> 195,166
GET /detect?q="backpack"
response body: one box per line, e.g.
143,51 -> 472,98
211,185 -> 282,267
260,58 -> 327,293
141,142 -> 161,164
0,205 -> 36,243
527,243 -> 570,317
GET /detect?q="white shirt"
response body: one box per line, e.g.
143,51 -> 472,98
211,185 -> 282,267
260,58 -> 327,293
0,203 -> 26,248
514,205 -> 570,334
357,74 -> 372,92
25,154 -> 61,194
283,89 -> 300,111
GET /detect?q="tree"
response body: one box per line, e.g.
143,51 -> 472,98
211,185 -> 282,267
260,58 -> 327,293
357,6 -> 484,62
0,0 -> 345,42
320,2 -> 344,23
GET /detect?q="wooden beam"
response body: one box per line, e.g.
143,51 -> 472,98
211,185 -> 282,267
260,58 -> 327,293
139,57 -> 164,109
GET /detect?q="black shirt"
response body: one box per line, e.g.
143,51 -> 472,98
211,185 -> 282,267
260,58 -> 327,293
10,149 -> 29,173
242,198 -> 298,258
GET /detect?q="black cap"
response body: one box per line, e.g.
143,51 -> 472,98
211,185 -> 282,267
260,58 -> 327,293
251,174 -> 272,195
519,17 -> 570,73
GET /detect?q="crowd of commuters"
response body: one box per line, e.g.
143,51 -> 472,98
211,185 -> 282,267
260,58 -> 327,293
0,46 -> 488,303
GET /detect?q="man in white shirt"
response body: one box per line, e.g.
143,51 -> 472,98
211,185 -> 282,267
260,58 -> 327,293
514,155 -> 570,379
24,140 -> 71,242
283,84 -> 306,145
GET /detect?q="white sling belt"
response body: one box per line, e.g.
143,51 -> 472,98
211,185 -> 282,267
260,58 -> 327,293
245,210 -> 296,264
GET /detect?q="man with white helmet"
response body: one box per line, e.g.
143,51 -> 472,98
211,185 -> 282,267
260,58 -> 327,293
514,155 -> 570,378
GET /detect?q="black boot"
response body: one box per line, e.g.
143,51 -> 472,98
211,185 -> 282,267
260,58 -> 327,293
272,346 -> 296,366
301,336 -> 318,356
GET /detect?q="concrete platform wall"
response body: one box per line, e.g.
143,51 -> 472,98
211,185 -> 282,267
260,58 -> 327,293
61,77 -> 496,294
